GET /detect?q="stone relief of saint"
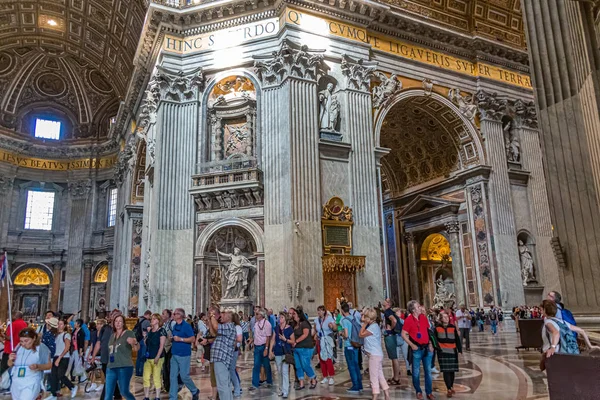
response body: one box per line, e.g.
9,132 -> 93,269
216,247 -> 257,299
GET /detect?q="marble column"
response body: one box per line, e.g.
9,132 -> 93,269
404,232 -> 419,301
522,0 -> 600,313
81,260 -> 93,320
64,180 -> 93,313
50,262 -> 62,311
477,96 -> 524,308
445,220 -> 467,306
150,67 -> 202,312
255,39 -> 325,314
104,256 -> 113,311
342,55 -> 385,303
0,175 -> 13,321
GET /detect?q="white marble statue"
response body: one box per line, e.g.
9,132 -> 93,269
518,240 -> 535,286
448,88 -> 478,124
216,247 -> 256,299
433,277 -> 455,309
319,82 -> 340,132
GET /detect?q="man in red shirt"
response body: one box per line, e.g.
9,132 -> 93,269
1,311 -> 28,374
401,301 -> 434,400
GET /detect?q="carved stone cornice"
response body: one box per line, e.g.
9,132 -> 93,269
340,54 -> 377,92
476,90 -> 507,122
0,176 -> 14,195
445,221 -> 460,234
372,72 -> 403,109
0,132 -> 119,159
253,39 -> 327,86
68,179 -> 93,200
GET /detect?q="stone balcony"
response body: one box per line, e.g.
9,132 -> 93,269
190,156 -> 263,212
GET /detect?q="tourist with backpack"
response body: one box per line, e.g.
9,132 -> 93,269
359,307 -> 391,400
340,302 -> 363,394
547,291 -> 577,326
382,299 -> 401,386
540,300 -> 599,370
134,310 -> 152,377
488,306 -> 498,335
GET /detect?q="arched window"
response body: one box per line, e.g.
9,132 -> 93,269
94,264 -> 108,283
14,268 -> 51,286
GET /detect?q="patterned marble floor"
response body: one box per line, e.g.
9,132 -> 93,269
11,329 -> 550,399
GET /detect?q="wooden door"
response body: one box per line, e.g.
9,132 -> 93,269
323,270 -> 356,312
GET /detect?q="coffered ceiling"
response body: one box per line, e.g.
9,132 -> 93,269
378,0 -> 526,50
0,0 -> 147,98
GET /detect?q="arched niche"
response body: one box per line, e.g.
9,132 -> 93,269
90,261 -> 108,319
12,264 -> 53,322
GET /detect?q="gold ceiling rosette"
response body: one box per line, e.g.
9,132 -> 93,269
322,254 -> 366,273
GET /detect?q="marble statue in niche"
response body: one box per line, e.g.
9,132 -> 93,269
433,276 -> 455,309
518,240 -> 536,286
504,121 -> 521,163
216,247 -> 256,299
319,82 -> 340,132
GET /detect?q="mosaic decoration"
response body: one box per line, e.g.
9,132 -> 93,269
14,268 -> 50,286
420,233 -> 452,262
94,264 -> 108,283
470,184 -> 494,305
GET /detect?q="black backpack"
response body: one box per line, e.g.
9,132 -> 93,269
134,317 -> 146,342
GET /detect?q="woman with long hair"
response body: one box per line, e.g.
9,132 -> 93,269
359,307 -> 390,400
8,327 -> 52,400
49,318 -> 77,399
143,313 -> 166,400
68,318 -> 86,383
433,311 -> 462,397
104,314 -> 140,400
288,307 -> 317,390
269,311 -> 295,398
315,305 -> 336,385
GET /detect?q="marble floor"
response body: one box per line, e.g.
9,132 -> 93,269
8,329 -> 549,400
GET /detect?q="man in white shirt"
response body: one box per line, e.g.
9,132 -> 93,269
456,304 -> 472,350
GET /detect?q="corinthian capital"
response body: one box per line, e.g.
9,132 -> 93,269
475,90 -> 507,122
0,175 -> 14,195
508,98 -> 538,129
253,39 -> 327,85
69,179 -> 92,200
341,54 -> 377,92
151,66 -> 204,102
445,220 -> 460,234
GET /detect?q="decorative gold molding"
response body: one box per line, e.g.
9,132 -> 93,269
14,268 -> 50,286
322,254 -> 366,273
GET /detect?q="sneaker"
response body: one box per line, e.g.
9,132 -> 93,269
283,395 -> 288,399
248,386 -> 258,391
328,378 -> 334,386
86,383 -> 98,393
346,389 -> 360,394
431,367 -> 440,374
71,387 -> 78,398
320,378 -> 328,385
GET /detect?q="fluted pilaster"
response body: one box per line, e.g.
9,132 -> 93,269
523,0 -> 600,312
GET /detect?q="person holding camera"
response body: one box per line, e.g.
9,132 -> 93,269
205,306 -> 236,400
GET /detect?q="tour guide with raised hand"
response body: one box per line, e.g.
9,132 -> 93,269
401,300 -> 435,400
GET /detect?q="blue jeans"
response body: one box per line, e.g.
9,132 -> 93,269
411,348 -> 433,395
136,340 -> 146,376
169,355 -> 198,400
229,350 -> 241,396
293,347 -> 316,381
344,347 -> 363,391
104,366 -> 135,400
251,345 -> 272,388
491,320 -> 497,334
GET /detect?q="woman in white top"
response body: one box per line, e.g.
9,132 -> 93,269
49,318 -> 77,399
359,308 -> 390,400
8,327 -> 52,400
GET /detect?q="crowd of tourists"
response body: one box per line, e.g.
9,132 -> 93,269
0,289 -> 598,400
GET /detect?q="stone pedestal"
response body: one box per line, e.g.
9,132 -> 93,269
524,285 -> 545,307
220,298 -> 254,316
